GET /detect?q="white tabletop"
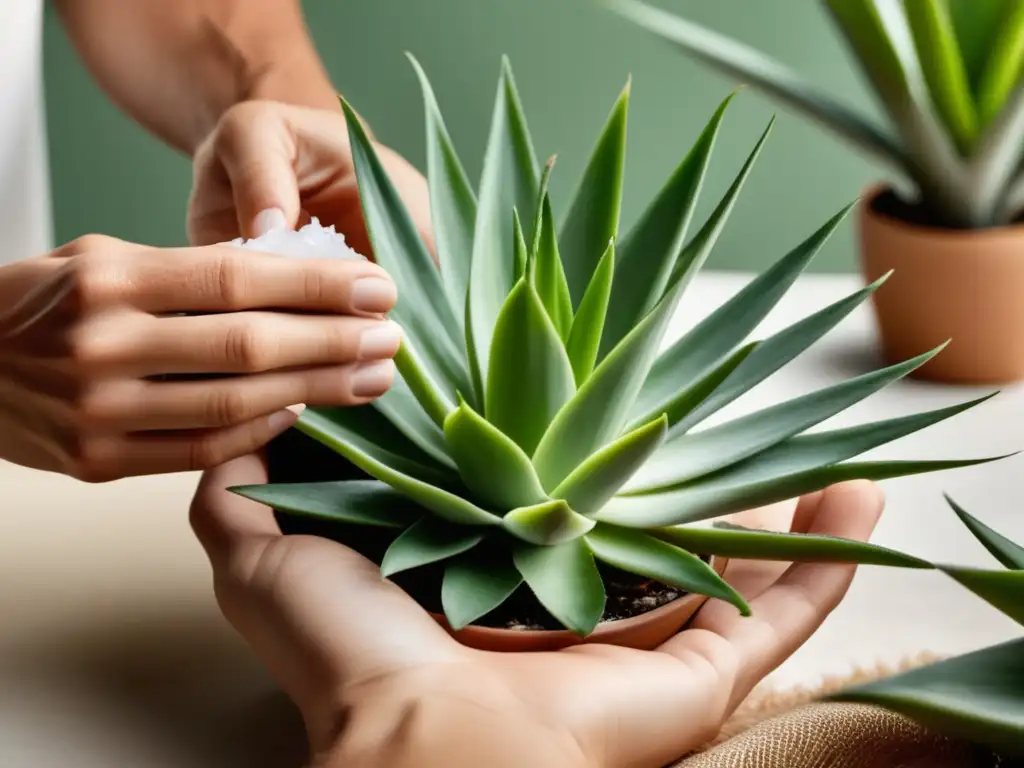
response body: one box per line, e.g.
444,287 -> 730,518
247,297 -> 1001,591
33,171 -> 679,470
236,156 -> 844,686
1,272 -> 1021,765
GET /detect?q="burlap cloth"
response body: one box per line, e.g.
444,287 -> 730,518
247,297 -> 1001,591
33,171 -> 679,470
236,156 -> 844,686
673,653 -> 1010,768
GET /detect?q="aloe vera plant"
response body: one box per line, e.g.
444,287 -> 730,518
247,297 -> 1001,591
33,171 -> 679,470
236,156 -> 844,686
834,495 -> 1024,757
231,55 -> 1002,637
611,0 -> 1024,228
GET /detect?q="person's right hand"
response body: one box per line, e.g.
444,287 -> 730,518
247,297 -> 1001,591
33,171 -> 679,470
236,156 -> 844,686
0,235 -> 400,481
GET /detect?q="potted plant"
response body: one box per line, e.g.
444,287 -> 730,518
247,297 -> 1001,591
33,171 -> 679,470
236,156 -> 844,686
834,495 -> 1024,757
235,55 -> 1004,652
611,0 -> 1024,384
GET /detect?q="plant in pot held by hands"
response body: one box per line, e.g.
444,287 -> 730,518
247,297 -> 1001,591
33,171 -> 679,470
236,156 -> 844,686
834,495 -> 1024,757
231,55 -> 1005,652
612,0 -> 1024,384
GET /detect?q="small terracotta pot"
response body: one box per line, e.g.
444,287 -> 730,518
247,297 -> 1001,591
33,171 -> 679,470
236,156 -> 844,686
430,556 -> 728,652
858,185 -> 1024,383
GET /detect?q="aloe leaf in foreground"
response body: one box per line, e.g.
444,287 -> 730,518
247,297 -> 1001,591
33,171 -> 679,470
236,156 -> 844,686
513,538 -> 606,636
442,551 -> 524,630
485,278 -> 576,456
339,99 -> 471,398
565,240 -> 615,384
945,494 -> 1024,570
634,205 -> 853,427
408,53 -> 477,318
532,190 -> 574,339
230,479 -> 420,529
559,80 -> 628,308
832,638 -> 1024,757
653,521 -> 932,568
381,517 -> 485,577
628,343 -> 943,492
598,90 -> 734,358
939,567 -> 1024,625
443,400 -> 548,511
552,416 -> 668,517
598,458 -> 1005,527
467,57 -> 540,394
586,525 -> 749,615
503,499 -> 596,546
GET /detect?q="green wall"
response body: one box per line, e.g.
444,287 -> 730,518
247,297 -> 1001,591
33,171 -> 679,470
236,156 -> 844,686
43,0 -> 890,272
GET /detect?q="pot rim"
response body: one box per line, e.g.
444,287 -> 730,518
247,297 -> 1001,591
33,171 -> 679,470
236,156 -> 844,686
431,554 -> 728,641
860,183 -> 1024,241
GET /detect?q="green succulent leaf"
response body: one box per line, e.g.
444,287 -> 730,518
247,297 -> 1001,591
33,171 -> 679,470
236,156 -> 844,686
832,638 -> 1024,757
467,57 -> 540,396
533,191 -> 574,339
559,80 -> 629,308
607,0 -> 909,172
380,517 -> 485,578
503,499 -> 597,545
655,521 -> 932,568
513,537 -> 606,637
229,479 -> 420,529
297,406 -> 455,486
443,399 -> 548,510
513,207 -> 529,282
599,90 -> 735,358
586,525 -> 749,615
975,0 -> 1024,127
671,268 -> 890,437
566,240 -> 615,385
486,278 -> 577,456
666,117 -> 774,295
628,343 -> 945,492
635,204 -> 853,426
372,376 -> 455,468
552,415 -> 668,517
530,156 -> 556,255
407,54 -> 477,318
296,409 -> 499,527
598,457 -> 1005,527
339,98 -> 471,399
945,494 -> 1024,570
904,0 -> 978,153
442,549 -> 523,630
949,0 -> 1010,94
629,342 -> 758,433
940,566 -> 1024,625
393,342 -> 456,428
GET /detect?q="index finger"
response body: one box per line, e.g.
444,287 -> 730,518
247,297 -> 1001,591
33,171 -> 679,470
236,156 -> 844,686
122,246 -> 397,315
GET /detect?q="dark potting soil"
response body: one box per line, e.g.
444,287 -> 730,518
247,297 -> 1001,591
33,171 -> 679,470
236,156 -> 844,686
266,427 -> 697,630
870,187 -> 1024,229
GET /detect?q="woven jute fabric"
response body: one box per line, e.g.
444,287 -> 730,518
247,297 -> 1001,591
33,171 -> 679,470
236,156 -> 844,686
672,654 -> 1006,768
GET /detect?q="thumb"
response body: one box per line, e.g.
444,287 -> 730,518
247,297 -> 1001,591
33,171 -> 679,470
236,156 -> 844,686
213,102 -> 303,237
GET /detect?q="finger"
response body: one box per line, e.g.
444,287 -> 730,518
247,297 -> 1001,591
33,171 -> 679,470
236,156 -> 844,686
130,313 -> 401,375
207,102 -> 303,237
77,407 -> 302,480
81,360 -> 395,431
115,246 -> 396,315
674,480 -> 885,707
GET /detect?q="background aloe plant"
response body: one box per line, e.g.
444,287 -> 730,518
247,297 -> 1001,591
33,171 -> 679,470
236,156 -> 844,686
611,0 -> 1024,228
834,495 -> 1024,757
231,54 -> 1003,637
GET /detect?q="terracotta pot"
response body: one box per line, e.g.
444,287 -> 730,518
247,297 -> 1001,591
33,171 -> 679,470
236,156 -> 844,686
858,186 -> 1024,383
430,556 -> 728,652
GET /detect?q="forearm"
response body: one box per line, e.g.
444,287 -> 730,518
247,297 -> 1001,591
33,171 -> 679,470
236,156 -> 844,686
55,0 -> 339,155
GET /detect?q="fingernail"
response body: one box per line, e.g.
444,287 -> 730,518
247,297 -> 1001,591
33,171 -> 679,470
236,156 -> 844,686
358,322 -> 402,360
285,403 -> 307,417
351,359 -> 395,398
268,407 -> 301,434
351,276 -> 397,313
254,208 -> 287,236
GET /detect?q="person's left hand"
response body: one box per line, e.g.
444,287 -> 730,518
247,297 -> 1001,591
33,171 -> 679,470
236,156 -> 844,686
187,100 -> 432,255
190,452 -> 885,768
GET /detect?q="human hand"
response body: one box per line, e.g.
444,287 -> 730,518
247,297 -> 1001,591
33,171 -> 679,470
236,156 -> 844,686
191,453 -> 885,768
0,238 -> 400,481
187,100 -> 432,256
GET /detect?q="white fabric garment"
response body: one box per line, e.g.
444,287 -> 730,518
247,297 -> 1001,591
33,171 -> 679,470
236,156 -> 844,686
0,1 -> 52,264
